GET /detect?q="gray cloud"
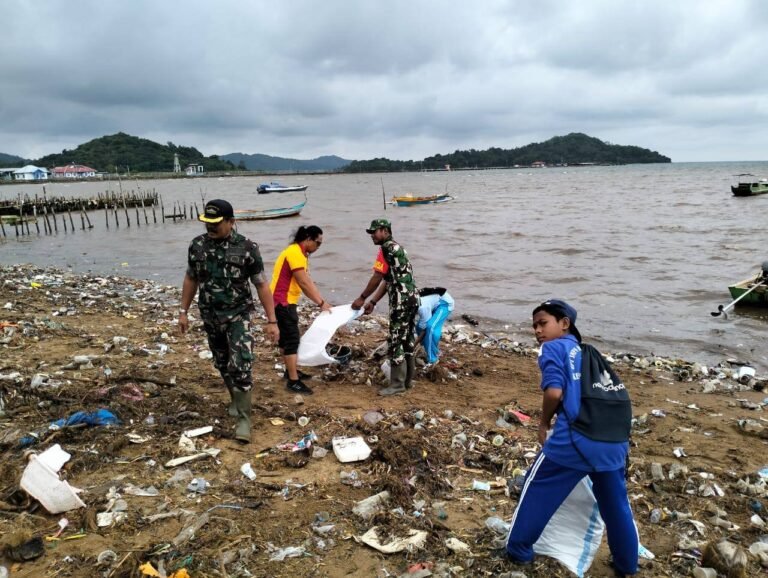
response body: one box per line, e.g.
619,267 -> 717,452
1,0 -> 766,162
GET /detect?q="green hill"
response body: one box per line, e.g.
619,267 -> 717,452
221,152 -> 350,172
33,133 -> 235,173
344,133 -> 671,172
0,152 -> 27,167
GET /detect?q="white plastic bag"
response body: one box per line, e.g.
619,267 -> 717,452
297,304 -> 362,366
533,478 -> 604,577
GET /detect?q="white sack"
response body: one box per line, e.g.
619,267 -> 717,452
20,444 -> 86,514
533,477 -> 605,577
297,304 -> 362,366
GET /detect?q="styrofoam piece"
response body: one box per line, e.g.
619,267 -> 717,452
183,425 -> 213,438
19,444 -> 86,514
332,436 -> 371,463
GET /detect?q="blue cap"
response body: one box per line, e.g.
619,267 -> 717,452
540,299 -> 581,342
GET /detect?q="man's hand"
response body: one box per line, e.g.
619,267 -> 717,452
351,297 -> 365,310
179,312 -> 189,334
320,301 -> 333,313
265,323 -> 279,343
363,301 -> 375,315
537,422 -> 550,446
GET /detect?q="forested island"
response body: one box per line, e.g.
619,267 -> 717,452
344,133 -> 671,172
31,133 -> 235,173
1,132 -> 670,175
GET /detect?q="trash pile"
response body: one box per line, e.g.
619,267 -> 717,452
1,264 -> 767,577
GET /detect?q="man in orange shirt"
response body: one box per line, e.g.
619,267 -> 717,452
271,225 -> 332,394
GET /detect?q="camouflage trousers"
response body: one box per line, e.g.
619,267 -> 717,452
202,313 -> 254,392
388,301 -> 418,365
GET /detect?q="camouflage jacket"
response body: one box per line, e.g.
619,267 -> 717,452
186,231 -> 265,321
380,238 -> 417,309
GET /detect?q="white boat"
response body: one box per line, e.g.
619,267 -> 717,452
256,181 -> 309,194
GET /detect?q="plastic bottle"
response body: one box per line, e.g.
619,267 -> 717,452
472,480 -> 491,491
650,508 -> 662,524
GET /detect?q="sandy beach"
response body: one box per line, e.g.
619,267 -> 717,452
1,265 -> 767,577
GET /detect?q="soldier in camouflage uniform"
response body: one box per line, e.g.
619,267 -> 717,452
352,218 -> 418,396
179,199 -> 279,443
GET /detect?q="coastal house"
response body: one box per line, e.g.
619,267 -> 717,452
13,165 -> 49,181
531,161 -> 547,168
0,168 -> 20,181
185,163 -> 204,176
51,163 -> 98,179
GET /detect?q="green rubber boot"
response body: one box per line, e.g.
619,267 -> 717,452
405,356 -> 416,390
222,374 -> 238,417
232,388 -> 252,443
379,361 -> 407,396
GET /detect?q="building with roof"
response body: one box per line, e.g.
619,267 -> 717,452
51,163 -> 98,179
13,165 -> 49,181
185,163 -> 204,176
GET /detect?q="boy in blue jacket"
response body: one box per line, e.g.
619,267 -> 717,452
505,299 -> 638,577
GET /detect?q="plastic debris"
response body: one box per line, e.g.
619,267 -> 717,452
269,545 -> 307,561
358,526 -> 428,553
187,478 -> 209,494
240,463 -> 257,481
165,447 -> 221,467
278,431 -> 318,452
353,491 -> 390,520
19,444 -> 86,514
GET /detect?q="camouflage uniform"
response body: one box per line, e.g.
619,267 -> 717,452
380,238 -> 418,364
187,231 -> 265,391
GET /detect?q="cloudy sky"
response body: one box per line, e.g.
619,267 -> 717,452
2,0 -> 766,162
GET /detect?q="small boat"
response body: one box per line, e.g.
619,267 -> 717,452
391,193 -> 453,207
234,200 -> 306,221
0,214 -> 37,226
256,181 -> 308,194
731,175 -> 768,197
728,270 -> 768,307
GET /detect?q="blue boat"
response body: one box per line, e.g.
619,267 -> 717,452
235,199 -> 306,221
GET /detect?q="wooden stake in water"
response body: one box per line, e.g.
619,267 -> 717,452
104,204 -> 109,228
51,206 -> 58,233
0,217 -> 6,237
42,206 -> 52,234
33,207 -> 41,235
67,208 -> 75,231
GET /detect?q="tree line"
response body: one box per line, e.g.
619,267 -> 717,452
343,133 -> 671,173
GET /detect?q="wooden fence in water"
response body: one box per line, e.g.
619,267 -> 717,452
0,188 -> 202,238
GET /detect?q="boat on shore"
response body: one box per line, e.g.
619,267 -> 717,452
256,182 -> 308,194
391,193 -> 453,207
731,175 -> 768,197
234,199 -> 306,221
728,270 -> 768,307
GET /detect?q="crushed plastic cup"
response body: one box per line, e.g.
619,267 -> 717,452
298,416 -> 310,427
240,462 -> 257,481
492,434 -> 504,446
